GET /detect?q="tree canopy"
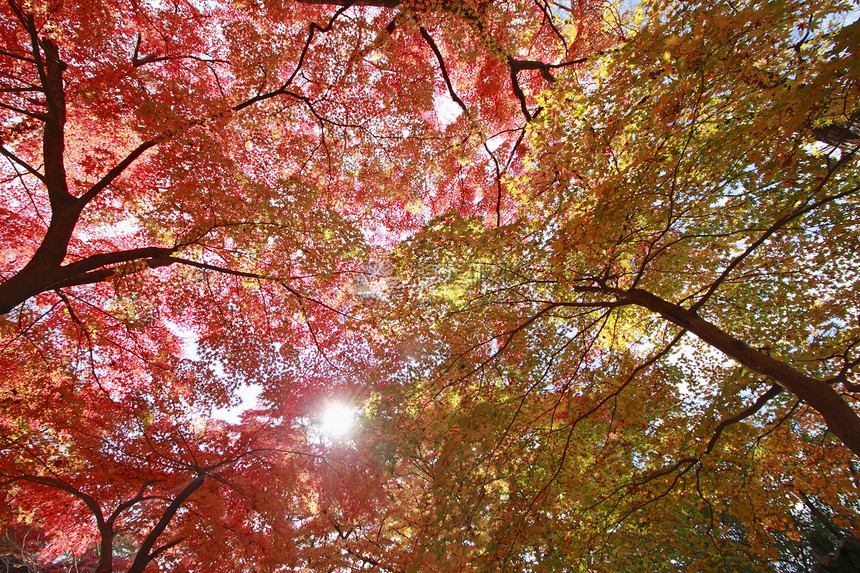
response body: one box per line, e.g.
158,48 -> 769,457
1,0 -> 859,571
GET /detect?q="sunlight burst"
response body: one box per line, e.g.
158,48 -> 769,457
320,403 -> 356,439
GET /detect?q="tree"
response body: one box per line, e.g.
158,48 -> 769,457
2,407 -> 320,573
5,0 -> 859,570
363,0 -> 860,569
0,0 -> 612,569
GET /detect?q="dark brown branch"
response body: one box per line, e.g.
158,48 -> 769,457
51,247 -> 176,287
508,58 -> 557,83
530,0 -> 568,48
121,255 -> 356,320
421,25 -> 512,226
419,27 -> 469,116
813,110 -> 860,150
37,37 -> 73,208
826,340 -> 860,390
8,475 -> 105,528
0,143 -> 44,182
126,473 -> 207,573
50,257 -> 173,289
438,302 -> 566,390
3,473 -> 117,573
0,86 -> 41,93
154,254 -> 262,279
130,34 -> 230,69
505,56 -> 586,121
107,480 -> 159,526
286,1 -> 356,87
512,332 -> 686,555
704,382 -> 783,454
0,247 -> 174,314
132,32 -> 144,65
797,490 -> 844,537
234,3 -> 358,116
692,158 -> 859,312
507,56 -> 533,121
484,141 -> 503,227
0,100 -> 47,120
296,295 -> 341,370
629,457 -> 699,488
620,287 -> 860,456
147,537 -> 185,562
79,139 -> 159,206
510,56 -> 588,75
0,47 -> 36,63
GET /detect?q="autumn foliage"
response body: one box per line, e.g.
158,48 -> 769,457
1,0 -> 859,571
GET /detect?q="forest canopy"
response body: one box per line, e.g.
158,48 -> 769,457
1,0 -> 859,571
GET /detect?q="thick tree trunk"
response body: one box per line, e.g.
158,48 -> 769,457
96,529 -> 114,573
624,288 -> 860,457
0,247 -> 176,315
0,202 -> 83,314
0,264 -> 70,315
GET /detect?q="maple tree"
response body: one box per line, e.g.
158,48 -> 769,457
3,404 -> 327,573
0,0 -> 608,569
3,0 -> 860,570
356,0 -> 860,570
360,2 -> 860,571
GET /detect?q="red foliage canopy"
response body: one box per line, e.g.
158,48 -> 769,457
0,0 -> 609,569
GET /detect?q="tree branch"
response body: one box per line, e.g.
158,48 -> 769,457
692,157 -> 859,313
0,100 -> 47,120
126,473 -> 207,573
50,247 -> 176,288
419,27 -> 469,116
78,139 -> 159,206
619,287 -> 860,456
0,143 -> 44,182
507,56 -> 534,121
285,1 -> 356,87
8,474 -> 106,530
147,537 -> 185,563
704,382 -> 783,454
107,480 -> 159,526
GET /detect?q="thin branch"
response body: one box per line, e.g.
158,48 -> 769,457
147,537 -> 185,563
0,100 -> 47,121
692,162 -> 859,313
704,382 -> 783,454
0,47 -> 36,63
0,143 -> 44,182
107,480 -> 159,526
78,139 -> 159,206
419,27 -> 469,116
285,1 -> 356,87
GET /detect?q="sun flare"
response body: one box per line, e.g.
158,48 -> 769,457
319,403 -> 356,439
